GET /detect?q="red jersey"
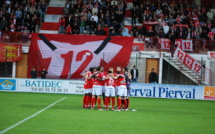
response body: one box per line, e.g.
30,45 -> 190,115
100,72 -> 107,86
116,73 -> 126,86
105,73 -> 117,87
65,26 -> 72,34
93,72 -> 104,86
59,17 -> 66,26
84,71 -> 93,89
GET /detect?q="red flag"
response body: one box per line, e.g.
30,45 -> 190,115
0,43 -> 22,62
28,33 -> 134,79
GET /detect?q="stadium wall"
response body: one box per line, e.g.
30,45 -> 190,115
0,78 -> 214,100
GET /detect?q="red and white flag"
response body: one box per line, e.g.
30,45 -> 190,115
208,51 -> 215,59
174,45 -> 201,75
28,34 -> 134,79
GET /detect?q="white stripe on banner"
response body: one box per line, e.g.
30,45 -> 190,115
0,97 -> 67,134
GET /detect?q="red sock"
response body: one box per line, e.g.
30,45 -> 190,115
98,98 -> 101,109
105,97 -> 110,109
127,98 -> 130,109
118,98 -> 121,110
103,98 -> 106,106
89,95 -> 92,106
121,99 -> 124,107
111,97 -> 115,109
95,96 -> 97,105
124,99 -> 127,110
91,98 -> 95,108
83,95 -> 86,107
85,96 -> 89,108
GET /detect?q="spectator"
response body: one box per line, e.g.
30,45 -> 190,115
131,6 -> 138,25
92,5 -> 98,15
96,24 -> 105,35
21,26 -> 30,43
59,15 -> 66,34
148,68 -> 158,84
72,22 -> 79,34
121,25 -> 130,36
30,68 -> 37,78
131,24 -> 138,37
163,22 -> 169,35
207,9 -> 214,21
130,65 -> 139,83
90,18 -> 97,35
39,68 -> 48,79
65,24 -> 72,34
79,17 -> 85,34
91,13 -> 98,23
146,27 -> 155,48
109,29 -> 116,36
0,17 -> 8,31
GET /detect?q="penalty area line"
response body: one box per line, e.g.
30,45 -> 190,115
0,97 -> 67,134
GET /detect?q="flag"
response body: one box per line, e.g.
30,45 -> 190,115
0,43 -> 22,62
28,33 -> 134,79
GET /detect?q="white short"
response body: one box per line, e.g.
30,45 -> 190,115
105,86 -> 115,97
115,86 -> 118,96
102,86 -> 105,94
117,85 -> 127,97
92,85 -> 102,96
84,89 -> 92,94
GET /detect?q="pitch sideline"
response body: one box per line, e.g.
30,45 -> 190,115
0,97 -> 67,134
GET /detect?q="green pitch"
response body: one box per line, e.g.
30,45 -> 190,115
0,92 -> 215,134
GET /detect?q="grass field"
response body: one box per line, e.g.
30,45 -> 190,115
0,92 -> 215,134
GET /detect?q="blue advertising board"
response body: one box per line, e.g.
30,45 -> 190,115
0,79 -> 16,91
130,83 -> 204,100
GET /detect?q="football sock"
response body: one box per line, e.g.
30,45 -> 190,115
124,99 -> 127,110
91,98 -> 95,108
83,95 -> 86,107
105,97 -> 110,109
127,98 -> 130,109
111,97 -> 115,109
118,98 -> 121,110
98,98 -> 101,109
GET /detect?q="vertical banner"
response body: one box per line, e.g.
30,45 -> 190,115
181,39 -> 193,52
174,46 -> 202,75
0,44 -> 22,62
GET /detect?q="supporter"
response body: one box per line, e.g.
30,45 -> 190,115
0,17 -> 8,31
131,6 -> 138,25
163,22 -> 169,35
65,24 -> 72,34
72,22 -> 79,34
131,24 -> 138,37
79,17 -> 85,34
207,9 -> 214,21
59,15 -> 66,34
89,18 -> 97,35
92,5 -> 98,15
91,13 -> 98,23
146,27 -> 155,48
109,29 -> 116,36
121,25 -> 130,36
21,26 -> 30,43
96,24 -> 105,35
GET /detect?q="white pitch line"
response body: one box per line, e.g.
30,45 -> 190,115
0,97 -> 67,134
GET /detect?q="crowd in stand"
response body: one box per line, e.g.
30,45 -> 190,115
59,0 -> 127,36
59,0 -> 215,50
0,0 -> 47,42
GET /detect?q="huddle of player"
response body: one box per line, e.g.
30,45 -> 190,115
82,66 -> 131,111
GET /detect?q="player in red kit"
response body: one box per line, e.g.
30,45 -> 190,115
82,67 -> 95,108
100,66 -> 107,107
104,67 -> 117,111
91,66 -> 104,110
116,66 -> 128,111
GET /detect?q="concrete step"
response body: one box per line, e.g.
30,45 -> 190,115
45,15 -> 61,23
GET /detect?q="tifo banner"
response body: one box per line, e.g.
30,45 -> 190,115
17,79 -> 85,94
28,34 -> 133,79
130,83 -> 204,100
207,51 -> 215,59
174,46 -> 202,75
0,43 -> 22,62
0,79 -> 16,91
204,86 -> 215,100
176,39 -> 193,52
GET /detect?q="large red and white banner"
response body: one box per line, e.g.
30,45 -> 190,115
174,46 -> 202,75
28,34 -> 134,79
0,43 -> 22,62
161,38 -> 193,52
207,51 -> 215,59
